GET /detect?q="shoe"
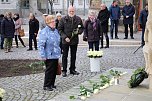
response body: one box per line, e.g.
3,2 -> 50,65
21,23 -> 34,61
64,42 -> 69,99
124,37 -> 128,39
16,46 -> 18,48
1,47 -> 4,49
100,46 -> 103,49
35,48 -> 38,50
62,72 -> 67,77
8,50 -> 13,52
23,45 -> 26,47
43,87 -> 53,91
115,37 -> 119,39
51,85 -> 56,89
131,37 -> 134,39
70,70 -> 80,75
104,46 -> 109,48
5,50 -> 8,53
27,49 -> 33,51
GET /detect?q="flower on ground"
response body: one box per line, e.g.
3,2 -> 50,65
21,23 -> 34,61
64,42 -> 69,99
0,88 -> 5,98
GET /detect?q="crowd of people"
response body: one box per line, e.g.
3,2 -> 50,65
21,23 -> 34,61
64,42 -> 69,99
0,0 -> 148,91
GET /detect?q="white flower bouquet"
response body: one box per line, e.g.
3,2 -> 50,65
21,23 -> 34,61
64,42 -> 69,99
0,88 -> 5,100
87,50 -> 103,58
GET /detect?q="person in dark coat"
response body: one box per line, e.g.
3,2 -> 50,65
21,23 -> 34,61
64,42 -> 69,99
27,13 -> 39,51
84,10 -> 101,50
98,4 -> 110,48
109,0 -> 120,39
1,12 -> 15,53
58,6 -> 84,77
139,4 -> 148,46
122,0 -> 135,39
0,14 -> 4,49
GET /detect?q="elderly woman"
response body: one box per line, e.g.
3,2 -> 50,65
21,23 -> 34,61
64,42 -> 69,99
38,15 -> 61,91
83,11 -> 101,51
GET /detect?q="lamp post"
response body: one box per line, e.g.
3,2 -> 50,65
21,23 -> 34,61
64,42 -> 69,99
46,0 -> 49,14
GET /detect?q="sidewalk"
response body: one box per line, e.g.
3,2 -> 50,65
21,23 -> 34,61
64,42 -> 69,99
52,68 -> 152,101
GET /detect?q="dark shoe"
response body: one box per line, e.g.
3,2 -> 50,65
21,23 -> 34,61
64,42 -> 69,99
35,48 -> 38,50
16,46 -> 19,48
62,72 -> 67,77
115,37 -> 119,39
27,49 -> 33,51
1,47 -> 4,49
8,49 -> 13,52
51,85 -> 56,89
70,70 -> 80,75
23,45 -> 26,47
100,46 -> 103,49
131,37 -> 134,39
104,46 -> 109,48
43,87 -> 53,91
124,37 -> 128,39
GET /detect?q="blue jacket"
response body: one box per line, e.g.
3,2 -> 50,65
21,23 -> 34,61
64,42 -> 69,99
139,9 -> 148,27
38,26 -> 61,59
122,4 -> 135,24
109,5 -> 121,20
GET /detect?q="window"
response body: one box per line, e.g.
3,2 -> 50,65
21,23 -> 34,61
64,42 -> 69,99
78,0 -> 83,5
53,0 -> 59,3
86,0 -> 90,5
1,0 -> 10,4
21,0 -> 29,9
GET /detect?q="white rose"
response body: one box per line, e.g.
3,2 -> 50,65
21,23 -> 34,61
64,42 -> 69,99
93,89 -> 99,94
78,25 -> 81,28
81,96 -> 86,100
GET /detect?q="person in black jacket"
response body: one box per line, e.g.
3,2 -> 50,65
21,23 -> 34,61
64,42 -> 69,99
139,4 -> 148,46
98,4 -> 110,48
1,12 -> 15,53
58,6 -> 84,77
27,13 -> 39,51
0,14 -> 4,49
122,0 -> 135,39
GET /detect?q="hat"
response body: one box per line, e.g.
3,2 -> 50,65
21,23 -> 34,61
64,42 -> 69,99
56,13 -> 61,17
43,13 -> 48,16
125,0 -> 130,2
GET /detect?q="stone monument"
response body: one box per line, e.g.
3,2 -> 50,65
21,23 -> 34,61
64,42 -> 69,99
143,0 -> 152,89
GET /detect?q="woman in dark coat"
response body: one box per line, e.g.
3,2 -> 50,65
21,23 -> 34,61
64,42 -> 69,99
97,4 -> 110,48
1,12 -> 15,53
83,11 -> 101,51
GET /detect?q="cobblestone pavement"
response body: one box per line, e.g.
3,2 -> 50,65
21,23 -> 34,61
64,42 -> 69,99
0,45 -> 145,101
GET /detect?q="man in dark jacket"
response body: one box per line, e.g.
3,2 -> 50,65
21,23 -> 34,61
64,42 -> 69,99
0,14 -> 4,49
1,12 -> 15,53
109,0 -> 120,39
139,4 -> 148,46
98,4 -> 110,48
27,13 -> 39,51
122,0 -> 135,39
58,6 -> 84,77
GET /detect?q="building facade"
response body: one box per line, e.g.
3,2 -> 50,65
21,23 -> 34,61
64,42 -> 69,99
0,0 -> 146,17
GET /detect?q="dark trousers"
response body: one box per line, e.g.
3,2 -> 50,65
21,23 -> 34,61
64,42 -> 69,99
141,26 -> 145,46
1,35 -> 4,49
44,59 -> 58,87
124,24 -> 133,38
62,44 -> 78,72
101,32 -> 109,47
15,35 -> 25,47
88,41 -> 99,51
29,34 -> 37,49
110,20 -> 119,38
